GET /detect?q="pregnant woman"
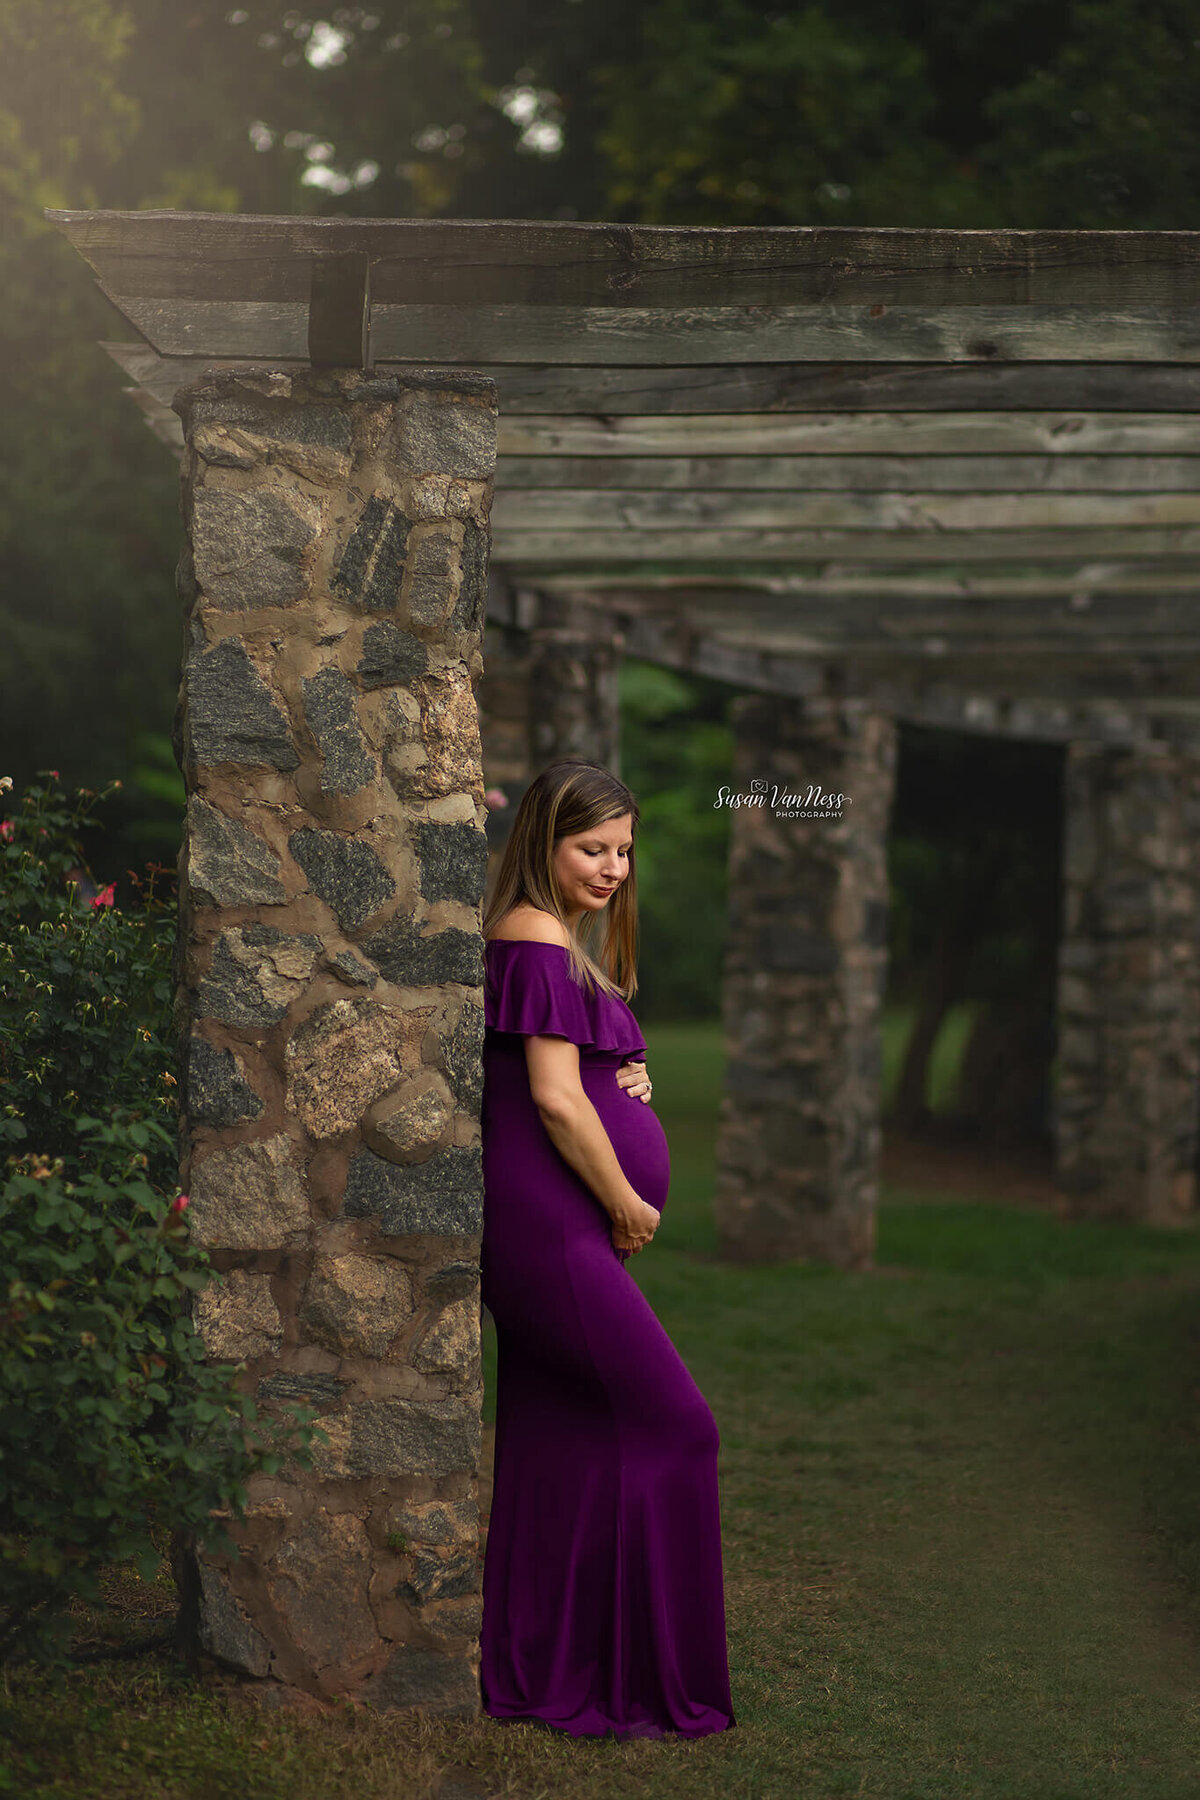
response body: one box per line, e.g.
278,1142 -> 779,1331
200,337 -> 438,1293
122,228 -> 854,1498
479,758 -> 736,1741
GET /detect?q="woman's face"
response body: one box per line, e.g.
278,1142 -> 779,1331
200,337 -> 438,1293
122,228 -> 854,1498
553,812 -> 633,922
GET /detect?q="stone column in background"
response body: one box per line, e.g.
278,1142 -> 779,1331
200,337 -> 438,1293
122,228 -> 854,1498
170,365 -> 495,1711
476,595 -> 622,895
476,621 -> 537,794
1055,738 -> 1200,1221
713,695 -> 897,1269
527,594 -> 623,774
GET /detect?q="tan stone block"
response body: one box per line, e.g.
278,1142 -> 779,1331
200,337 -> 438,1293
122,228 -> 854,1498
299,1252 -> 414,1359
408,670 -> 482,801
307,1412 -> 352,1478
195,1268 -> 282,1363
363,1074 -> 454,1165
188,1134 -> 310,1250
268,1509 -> 378,1669
285,999 -> 426,1140
411,1297 -> 479,1375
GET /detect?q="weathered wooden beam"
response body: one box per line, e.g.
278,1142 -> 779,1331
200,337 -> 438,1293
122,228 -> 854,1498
492,527 -> 1200,564
495,455 -> 1200,494
100,343 -> 1200,414
87,297 -> 1200,365
493,490 -> 1200,531
532,568 -> 1200,601
591,588 -> 1200,641
46,211 -> 1200,307
488,584 -> 1200,720
611,609 -> 1200,704
307,251 -> 371,368
497,413 -> 1200,456
101,345 -> 1200,458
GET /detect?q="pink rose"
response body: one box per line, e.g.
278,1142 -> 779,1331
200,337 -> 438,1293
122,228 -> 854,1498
91,883 -> 116,909
0,820 -> 12,842
484,787 -> 509,809
170,1194 -> 189,1214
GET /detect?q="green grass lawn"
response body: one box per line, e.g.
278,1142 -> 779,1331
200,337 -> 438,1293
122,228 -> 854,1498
7,1020 -> 1200,1799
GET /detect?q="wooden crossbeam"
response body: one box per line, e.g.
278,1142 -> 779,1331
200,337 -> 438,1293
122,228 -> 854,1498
495,456 -> 1200,494
535,569 -> 1200,600
99,343 -> 1200,414
86,297 -> 1200,364
497,414 -> 1200,456
492,527 -> 1200,564
46,212 -> 1200,308
492,490 -> 1200,531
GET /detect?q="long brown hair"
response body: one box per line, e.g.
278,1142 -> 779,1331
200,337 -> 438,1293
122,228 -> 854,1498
483,760 -> 641,1001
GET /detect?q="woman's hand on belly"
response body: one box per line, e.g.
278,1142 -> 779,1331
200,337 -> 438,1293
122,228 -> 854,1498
617,1058 -> 654,1104
611,1195 -> 661,1257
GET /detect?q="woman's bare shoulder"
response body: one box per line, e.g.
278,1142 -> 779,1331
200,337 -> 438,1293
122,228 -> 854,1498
487,905 -> 572,947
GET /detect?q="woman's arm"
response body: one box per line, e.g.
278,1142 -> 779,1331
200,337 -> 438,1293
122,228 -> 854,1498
525,1034 -> 659,1247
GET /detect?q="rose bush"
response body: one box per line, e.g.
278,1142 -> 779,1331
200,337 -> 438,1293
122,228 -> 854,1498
0,775 -> 318,1664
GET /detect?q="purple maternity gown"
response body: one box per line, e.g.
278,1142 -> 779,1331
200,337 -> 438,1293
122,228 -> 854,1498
479,937 -> 736,1740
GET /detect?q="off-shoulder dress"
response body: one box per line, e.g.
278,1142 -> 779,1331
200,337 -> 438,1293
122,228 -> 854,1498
479,936 -> 736,1740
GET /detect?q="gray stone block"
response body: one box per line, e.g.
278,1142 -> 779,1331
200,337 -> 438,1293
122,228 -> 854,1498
360,915 -> 482,987
386,1498 -> 478,1547
186,391 -> 355,452
331,492 -> 411,611
451,517 -> 489,636
357,621 -> 428,690
288,827 -> 395,932
755,927 -> 840,975
330,949 -> 378,988
186,1036 -> 264,1128
257,1371 -> 347,1405
343,1145 -> 483,1236
195,1563 -> 273,1678
186,637 -> 299,771
192,487 -> 316,611
406,526 -> 461,630
414,821 -> 488,906
441,1002 -> 484,1115
347,1397 -> 480,1478
406,1545 -> 478,1602
198,925 -> 322,1028
302,666 -> 376,794
423,1261 -> 481,1305
399,392 -> 496,481
185,799 -> 286,907
359,1645 -> 479,1716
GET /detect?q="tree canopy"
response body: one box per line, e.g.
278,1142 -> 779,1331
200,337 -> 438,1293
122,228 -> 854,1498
2,0 -> 1198,839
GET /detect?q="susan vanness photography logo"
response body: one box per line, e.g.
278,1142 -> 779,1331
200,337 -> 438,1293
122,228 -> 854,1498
714,778 -> 851,820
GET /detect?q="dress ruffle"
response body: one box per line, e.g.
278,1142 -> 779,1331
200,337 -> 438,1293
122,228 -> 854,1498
484,939 -> 646,1058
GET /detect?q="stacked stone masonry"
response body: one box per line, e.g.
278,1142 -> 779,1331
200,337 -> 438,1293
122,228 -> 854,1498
713,695 -> 897,1270
1055,738 -> 1200,1221
172,366 -> 496,1712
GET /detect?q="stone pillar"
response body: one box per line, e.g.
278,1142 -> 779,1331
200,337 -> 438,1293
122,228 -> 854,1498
528,595 -> 623,775
170,365 -> 496,1711
713,695 -> 897,1268
477,621 -> 537,793
478,594 -> 621,787
477,594 -> 623,894
1055,738 -> 1200,1221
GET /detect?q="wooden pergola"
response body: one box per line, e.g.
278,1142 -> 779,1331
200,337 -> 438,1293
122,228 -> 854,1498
50,210 -> 1200,725
41,206 -> 1200,1708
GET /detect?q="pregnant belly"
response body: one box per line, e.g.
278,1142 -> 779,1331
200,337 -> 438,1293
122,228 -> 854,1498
582,1066 -> 671,1213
